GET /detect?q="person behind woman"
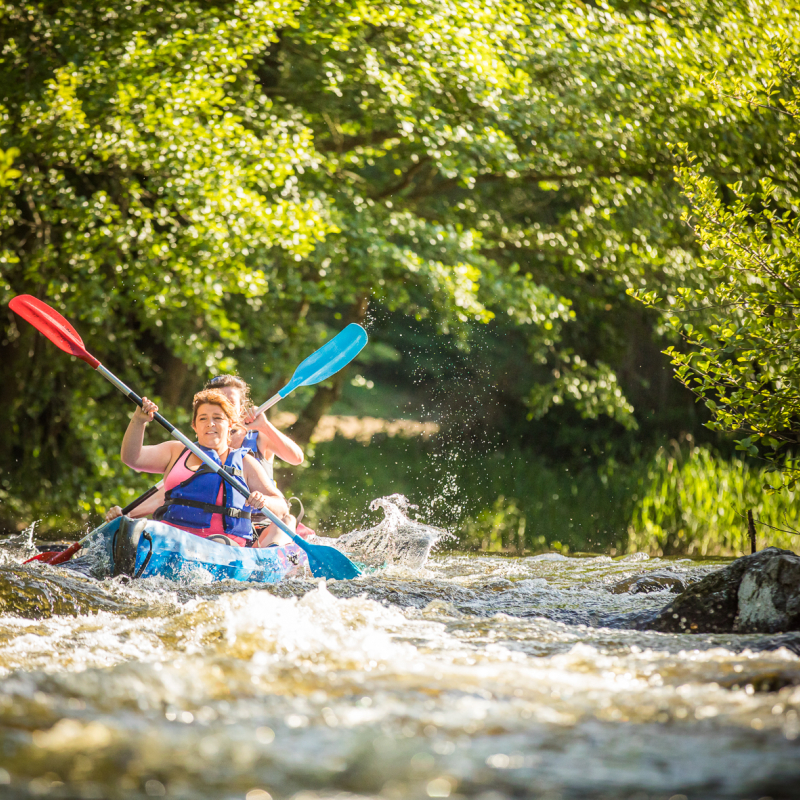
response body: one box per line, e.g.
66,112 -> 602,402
203,374 -> 304,482
117,389 -> 292,547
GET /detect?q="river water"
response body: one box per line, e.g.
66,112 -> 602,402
1,499 -> 799,800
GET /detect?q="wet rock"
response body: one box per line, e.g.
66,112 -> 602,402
607,570 -> 687,595
637,547 -> 800,634
744,632 -> 800,656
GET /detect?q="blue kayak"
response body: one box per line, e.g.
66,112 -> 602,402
94,516 -> 308,583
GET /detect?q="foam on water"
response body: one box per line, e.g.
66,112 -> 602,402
1,513 -> 799,798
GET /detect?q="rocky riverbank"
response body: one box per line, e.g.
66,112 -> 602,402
629,547 -> 800,634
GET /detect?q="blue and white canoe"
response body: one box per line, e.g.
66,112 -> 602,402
94,516 -> 307,583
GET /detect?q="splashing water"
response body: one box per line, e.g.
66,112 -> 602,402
0,503 -> 799,799
335,494 -> 450,569
0,522 -> 38,567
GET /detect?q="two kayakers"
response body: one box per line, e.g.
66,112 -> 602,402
106,375 -> 306,545
203,374 -> 308,544
117,390 -> 292,547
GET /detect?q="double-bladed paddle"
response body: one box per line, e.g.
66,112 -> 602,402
10,295 -> 362,580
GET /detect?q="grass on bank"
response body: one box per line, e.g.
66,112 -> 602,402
628,444 -> 799,556
291,433 -> 799,557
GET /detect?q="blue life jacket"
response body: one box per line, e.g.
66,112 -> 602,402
241,430 -> 275,485
242,430 -> 260,457
158,446 -> 255,540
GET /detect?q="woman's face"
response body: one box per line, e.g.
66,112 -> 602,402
216,386 -> 244,417
192,403 -> 231,450
216,387 -> 247,449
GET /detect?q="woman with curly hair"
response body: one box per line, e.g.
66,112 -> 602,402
115,389 -> 290,547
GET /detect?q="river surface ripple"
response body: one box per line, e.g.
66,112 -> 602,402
0,541 -> 799,800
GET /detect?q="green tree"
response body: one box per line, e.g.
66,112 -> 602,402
2,0 -> 798,532
632,37 -> 800,487
0,1 -> 334,528
274,0 -> 799,437
0,0 -> 570,529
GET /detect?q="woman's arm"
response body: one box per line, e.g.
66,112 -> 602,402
243,454 -> 290,517
105,486 -> 167,522
243,408 -> 304,465
120,397 -> 183,474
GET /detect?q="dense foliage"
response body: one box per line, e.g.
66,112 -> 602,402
633,40 -> 800,488
1,0 -> 799,546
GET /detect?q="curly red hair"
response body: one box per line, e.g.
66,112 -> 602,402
191,389 -> 238,425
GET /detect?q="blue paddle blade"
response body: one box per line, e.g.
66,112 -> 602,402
280,324 -> 368,397
300,538 -> 362,580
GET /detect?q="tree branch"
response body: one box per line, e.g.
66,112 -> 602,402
372,156 -> 431,200
315,128 -> 400,154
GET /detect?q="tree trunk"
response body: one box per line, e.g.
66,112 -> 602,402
288,295 -> 369,449
156,350 -> 192,408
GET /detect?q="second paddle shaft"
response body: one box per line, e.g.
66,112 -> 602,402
98,365 -> 298,540
254,391 -> 284,417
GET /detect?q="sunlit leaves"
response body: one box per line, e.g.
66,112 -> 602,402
8,1 -> 333,373
528,357 -> 637,429
632,38 -> 800,486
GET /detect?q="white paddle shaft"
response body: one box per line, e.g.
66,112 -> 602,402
254,392 -> 282,417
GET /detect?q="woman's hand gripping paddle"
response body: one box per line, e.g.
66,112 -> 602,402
10,295 -> 362,580
254,324 -> 368,416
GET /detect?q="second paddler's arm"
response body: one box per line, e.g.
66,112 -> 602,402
120,397 -> 183,474
104,488 -> 167,522
243,407 -> 304,465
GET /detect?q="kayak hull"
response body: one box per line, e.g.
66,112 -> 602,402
96,516 -> 307,583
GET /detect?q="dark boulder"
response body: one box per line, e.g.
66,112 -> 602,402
636,547 -> 800,634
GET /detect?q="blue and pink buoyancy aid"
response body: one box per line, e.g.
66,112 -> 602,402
158,445 -> 256,541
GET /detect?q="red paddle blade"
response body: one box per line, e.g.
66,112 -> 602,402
23,542 -> 83,566
23,552 -> 56,564
47,541 -> 82,565
9,295 -> 100,369
22,542 -> 82,565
